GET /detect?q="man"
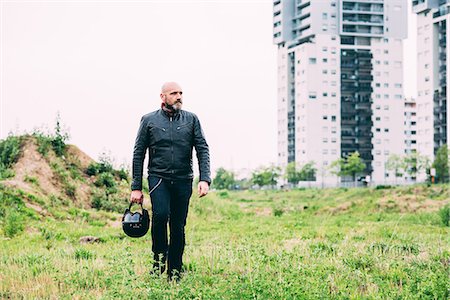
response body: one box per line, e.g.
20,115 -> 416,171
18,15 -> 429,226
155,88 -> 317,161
130,82 -> 210,280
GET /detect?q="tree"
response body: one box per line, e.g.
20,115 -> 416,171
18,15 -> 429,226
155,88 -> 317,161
251,166 -> 280,188
403,151 -> 430,181
299,161 -> 316,181
285,162 -> 301,185
432,144 -> 449,183
345,152 -> 366,183
213,167 -> 236,190
386,154 -> 405,183
330,152 -> 365,185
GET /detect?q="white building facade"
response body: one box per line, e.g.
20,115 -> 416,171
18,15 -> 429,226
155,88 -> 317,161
274,0 -> 408,185
412,0 -> 450,181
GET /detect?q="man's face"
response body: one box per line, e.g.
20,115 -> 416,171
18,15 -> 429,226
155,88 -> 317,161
161,83 -> 183,109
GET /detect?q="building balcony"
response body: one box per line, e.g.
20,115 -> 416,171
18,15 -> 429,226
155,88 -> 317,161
434,132 -> 448,140
296,0 -> 310,10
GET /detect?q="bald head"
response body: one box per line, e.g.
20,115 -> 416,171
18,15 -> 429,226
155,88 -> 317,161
161,82 -> 182,93
160,82 -> 183,110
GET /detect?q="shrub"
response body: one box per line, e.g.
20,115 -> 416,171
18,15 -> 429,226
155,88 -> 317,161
33,114 -> 69,157
2,208 -> 25,238
33,132 -> 53,157
91,189 -> 126,213
0,135 -> 22,168
439,205 -> 450,227
95,173 -> 116,188
117,168 -> 129,181
0,135 -> 22,179
65,184 -> 76,198
273,207 -> 284,217
86,163 -> 99,176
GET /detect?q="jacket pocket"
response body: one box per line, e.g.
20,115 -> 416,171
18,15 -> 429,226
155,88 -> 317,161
149,125 -> 167,144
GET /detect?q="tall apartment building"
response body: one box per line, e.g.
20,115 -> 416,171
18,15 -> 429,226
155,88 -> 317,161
273,0 -> 407,184
412,0 -> 450,181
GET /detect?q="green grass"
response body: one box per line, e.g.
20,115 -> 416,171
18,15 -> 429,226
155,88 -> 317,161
0,185 -> 449,299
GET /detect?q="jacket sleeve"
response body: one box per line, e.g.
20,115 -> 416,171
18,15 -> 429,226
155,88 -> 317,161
131,116 -> 149,190
193,114 -> 211,184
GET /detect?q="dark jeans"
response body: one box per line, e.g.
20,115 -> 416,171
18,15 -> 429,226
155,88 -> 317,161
148,176 -> 192,274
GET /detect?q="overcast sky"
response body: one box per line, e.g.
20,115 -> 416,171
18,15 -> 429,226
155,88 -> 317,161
1,0 -> 416,177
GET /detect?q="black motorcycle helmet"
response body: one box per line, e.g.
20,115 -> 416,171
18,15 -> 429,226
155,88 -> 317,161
122,203 -> 150,238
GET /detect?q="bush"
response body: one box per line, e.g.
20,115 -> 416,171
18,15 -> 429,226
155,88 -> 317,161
86,163 -> 99,176
33,115 -> 69,157
0,135 -> 22,168
33,132 -> 52,156
95,173 -> 116,188
0,135 -> 22,179
91,189 -> 127,213
439,205 -> 450,227
117,168 -> 129,181
65,184 -> 76,198
2,208 -> 25,238
273,207 -> 284,217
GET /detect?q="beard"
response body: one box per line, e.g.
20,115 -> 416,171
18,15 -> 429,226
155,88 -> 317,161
164,101 -> 182,112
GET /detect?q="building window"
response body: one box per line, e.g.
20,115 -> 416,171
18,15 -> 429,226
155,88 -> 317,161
331,116 -> 336,122
309,58 -> 317,64
309,92 -> 317,99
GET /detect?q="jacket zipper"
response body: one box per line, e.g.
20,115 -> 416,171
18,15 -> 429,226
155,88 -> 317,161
170,117 -> 174,174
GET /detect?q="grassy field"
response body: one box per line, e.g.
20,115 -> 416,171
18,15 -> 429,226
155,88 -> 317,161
0,185 -> 449,299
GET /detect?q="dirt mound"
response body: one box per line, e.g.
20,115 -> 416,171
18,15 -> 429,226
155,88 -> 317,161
66,144 -> 94,170
2,137 -> 95,208
378,195 -> 449,213
2,138 -> 60,197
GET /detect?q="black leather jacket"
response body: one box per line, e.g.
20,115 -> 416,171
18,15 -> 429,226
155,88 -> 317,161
131,109 -> 210,190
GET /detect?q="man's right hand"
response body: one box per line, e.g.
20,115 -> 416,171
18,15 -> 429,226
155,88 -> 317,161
130,190 -> 144,204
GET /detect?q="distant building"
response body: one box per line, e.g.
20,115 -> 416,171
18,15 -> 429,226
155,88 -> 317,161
273,0 -> 408,185
412,0 -> 450,181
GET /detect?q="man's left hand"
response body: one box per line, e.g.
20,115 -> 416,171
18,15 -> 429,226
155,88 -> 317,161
198,181 -> 209,198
